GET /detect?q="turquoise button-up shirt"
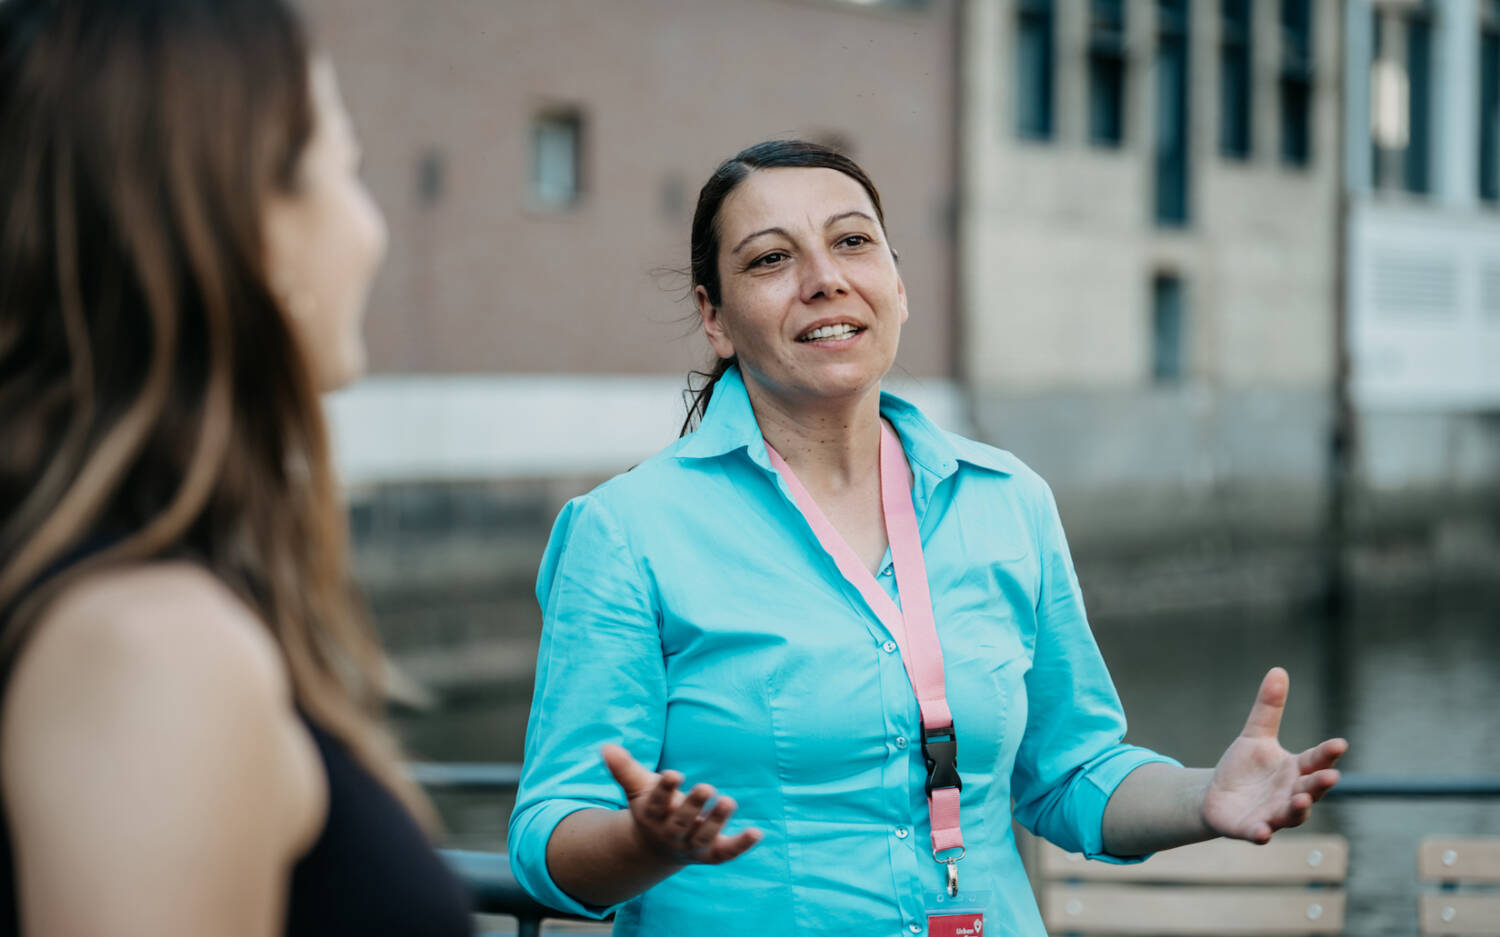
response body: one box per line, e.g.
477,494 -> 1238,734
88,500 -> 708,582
509,366 -> 1176,936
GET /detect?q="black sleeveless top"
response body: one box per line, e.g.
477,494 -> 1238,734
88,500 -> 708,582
0,562 -> 474,936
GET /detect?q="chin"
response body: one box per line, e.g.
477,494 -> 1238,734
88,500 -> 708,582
804,365 -> 886,400
317,343 -> 367,394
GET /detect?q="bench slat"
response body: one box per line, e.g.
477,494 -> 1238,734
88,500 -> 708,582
1039,836 -> 1348,884
1042,884 -> 1346,936
1420,838 -> 1500,883
1419,894 -> 1500,937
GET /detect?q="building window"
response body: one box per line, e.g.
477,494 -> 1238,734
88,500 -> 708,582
1088,0 -> 1128,147
1017,0 -> 1055,140
1370,4 -> 1434,196
1370,10 -> 1389,186
1279,0 -> 1314,166
1405,2 -> 1434,194
417,148 -> 445,206
1481,1 -> 1500,202
530,110 -> 583,208
1156,0 -> 1191,226
1221,0 -> 1254,159
1152,274 -> 1186,383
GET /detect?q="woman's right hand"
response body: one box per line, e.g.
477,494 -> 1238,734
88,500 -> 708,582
602,743 -> 763,864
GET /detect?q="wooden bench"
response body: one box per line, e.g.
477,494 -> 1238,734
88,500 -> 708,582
1038,835 -> 1348,936
1419,836 -> 1500,937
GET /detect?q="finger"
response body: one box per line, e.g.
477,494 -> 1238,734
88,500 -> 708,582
1294,768 -> 1342,803
1240,667 -> 1289,740
602,744 -> 656,796
668,783 -> 717,833
1296,738 -> 1349,773
641,770 -> 684,822
1246,820 -> 1273,845
1275,793 -> 1313,831
705,827 -> 764,864
686,795 -> 738,851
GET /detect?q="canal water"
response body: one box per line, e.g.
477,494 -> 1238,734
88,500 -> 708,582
392,585 -> 1500,937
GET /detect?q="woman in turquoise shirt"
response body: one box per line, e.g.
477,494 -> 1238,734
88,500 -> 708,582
509,141 -> 1347,936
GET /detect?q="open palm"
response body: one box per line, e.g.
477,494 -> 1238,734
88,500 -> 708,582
1202,667 -> 1349,844
601,743 -> 762,865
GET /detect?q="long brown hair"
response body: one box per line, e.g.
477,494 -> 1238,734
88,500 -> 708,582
680,140 -> 891,435
0,0 -> 432,826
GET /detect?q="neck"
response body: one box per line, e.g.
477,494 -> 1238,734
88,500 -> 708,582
747,377 -> 883,493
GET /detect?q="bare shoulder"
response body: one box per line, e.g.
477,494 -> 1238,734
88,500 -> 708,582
2,561 -> 326,857
22,561 -> 287,693
1,560 -> 308,775
1,563 -> 328,933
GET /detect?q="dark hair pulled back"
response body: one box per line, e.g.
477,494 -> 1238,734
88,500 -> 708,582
680,140 -> 888,435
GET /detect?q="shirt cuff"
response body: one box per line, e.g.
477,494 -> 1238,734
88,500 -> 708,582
1078,746 -> 1184,865
509,799 -> 629,920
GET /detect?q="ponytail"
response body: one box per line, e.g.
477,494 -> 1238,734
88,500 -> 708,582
679,355 -> 736,436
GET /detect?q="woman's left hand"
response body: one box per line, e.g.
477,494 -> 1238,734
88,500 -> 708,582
1202,667 -> 1349,844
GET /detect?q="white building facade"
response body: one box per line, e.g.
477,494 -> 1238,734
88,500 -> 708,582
1344,0 -> 1500,496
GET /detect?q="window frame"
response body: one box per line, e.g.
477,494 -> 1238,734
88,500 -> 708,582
529,109 -> 585,210
1278,0 -> 1315,167
1155,0 -> 1192,226
1088,0 -> 1129,148
1016,0 -> 1057,141
1220,0 -> 1255,160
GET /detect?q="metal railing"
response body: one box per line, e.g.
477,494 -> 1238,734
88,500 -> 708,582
422,764 -> 1500,933
437,849 -> 596,936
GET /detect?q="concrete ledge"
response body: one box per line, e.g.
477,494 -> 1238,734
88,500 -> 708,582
327,373 -> 969,486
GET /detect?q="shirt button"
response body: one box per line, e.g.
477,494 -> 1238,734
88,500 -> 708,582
882,640 -> 897,653
880,566 -> 894,577
908,924 -> 923,934
895,736 -> 908,749
895,826 -> 910,839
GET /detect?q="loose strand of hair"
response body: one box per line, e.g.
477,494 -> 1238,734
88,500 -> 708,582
679,355 -> 735,437
0,154 -> 184,640
0,134 -> 98,561
0,136 -> 180,608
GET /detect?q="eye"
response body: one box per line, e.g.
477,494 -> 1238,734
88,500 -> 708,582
749,250 -> 789,269
837,234 -> 871,249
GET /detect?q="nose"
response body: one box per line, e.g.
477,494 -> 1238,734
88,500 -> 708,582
798,246 -> 849,304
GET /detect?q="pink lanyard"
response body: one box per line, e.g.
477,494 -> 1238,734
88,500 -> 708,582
765,422 -> 966,896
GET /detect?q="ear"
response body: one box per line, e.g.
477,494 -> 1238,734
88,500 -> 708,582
896,271 -> 909,325
695,285 -> 736,359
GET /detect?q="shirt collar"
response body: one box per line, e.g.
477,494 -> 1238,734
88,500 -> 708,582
675,364 -> 1013,480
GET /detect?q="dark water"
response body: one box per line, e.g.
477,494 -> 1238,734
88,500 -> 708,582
393,587 -> 1500,937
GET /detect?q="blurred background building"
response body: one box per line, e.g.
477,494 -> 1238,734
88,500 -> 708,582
315,0 -> 960,480
1344,0 -> 1500,556
960,0 -> 1343,604
306,0 -> 966,697
298,4 -> 1497,933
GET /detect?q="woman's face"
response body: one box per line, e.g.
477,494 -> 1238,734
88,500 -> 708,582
263,59 -> 386,392
697,167 -> 907,407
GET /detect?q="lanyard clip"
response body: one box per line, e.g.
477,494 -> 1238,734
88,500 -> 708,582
921,724 -> 962,796
935,847 -> 965,897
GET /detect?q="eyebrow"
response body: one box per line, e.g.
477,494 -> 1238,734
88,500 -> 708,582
729,210 -> 879,255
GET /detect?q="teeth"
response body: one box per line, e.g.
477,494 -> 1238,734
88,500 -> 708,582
802,324 -> 860,342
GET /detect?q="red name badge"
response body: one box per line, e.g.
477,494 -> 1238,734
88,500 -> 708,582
929,913 -> 985,937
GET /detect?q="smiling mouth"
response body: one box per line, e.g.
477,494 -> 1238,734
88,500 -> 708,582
797,323 -> 865,343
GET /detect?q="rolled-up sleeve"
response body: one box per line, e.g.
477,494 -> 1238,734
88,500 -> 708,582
508,492 -> 666,917
1009,479 -> 1179,863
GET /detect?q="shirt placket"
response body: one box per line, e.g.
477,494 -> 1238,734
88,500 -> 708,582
757,446 -> 956,932
873,560 -> 934,932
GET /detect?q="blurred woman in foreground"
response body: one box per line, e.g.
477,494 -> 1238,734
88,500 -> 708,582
0,1 -> 470,933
